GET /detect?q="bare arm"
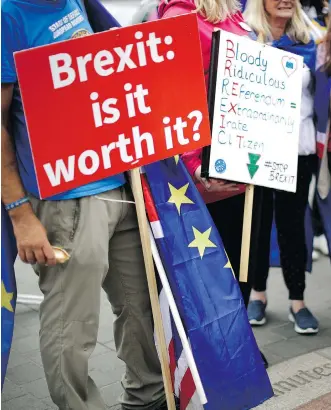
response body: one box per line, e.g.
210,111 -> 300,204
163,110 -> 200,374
1,83 -> 56,265
2,84 -> 29,206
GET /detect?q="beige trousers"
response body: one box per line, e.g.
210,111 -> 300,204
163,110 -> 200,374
31,185 -> 165,410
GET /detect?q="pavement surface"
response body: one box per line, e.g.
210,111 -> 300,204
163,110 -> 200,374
2,254 -> 330,410
297,392 -> 331,410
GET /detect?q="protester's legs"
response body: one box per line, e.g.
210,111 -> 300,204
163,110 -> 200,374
249,186 -> 265,284
102,186 -> 164,410
250,188 -> 274,298
31,194 -> 113,410
312,199 -> 324,237
207,194 -> 251,307
274,156 -> 314,304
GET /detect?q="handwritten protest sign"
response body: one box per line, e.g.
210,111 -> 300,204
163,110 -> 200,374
206,31 -> 303,192
14,14 -> 210,198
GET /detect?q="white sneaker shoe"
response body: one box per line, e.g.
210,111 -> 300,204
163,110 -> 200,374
313,235 -> 329,256
312,250 -> 320,261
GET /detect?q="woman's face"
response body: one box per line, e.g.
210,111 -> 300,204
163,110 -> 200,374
264,0 -> 296,21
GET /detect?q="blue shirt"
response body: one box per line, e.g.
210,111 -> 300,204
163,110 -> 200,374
1,0 -> 126,199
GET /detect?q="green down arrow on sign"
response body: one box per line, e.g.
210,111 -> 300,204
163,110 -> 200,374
247,153 -> 261,179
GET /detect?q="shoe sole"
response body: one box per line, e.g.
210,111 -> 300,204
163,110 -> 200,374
249,317 -> 267,326
288,313 -> 319,335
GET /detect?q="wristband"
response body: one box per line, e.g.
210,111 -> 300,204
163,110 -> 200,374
5,197 -> 30,211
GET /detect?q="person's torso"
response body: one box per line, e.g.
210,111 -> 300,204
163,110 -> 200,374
3,0 -> 125,199
197,13 -> 255,83
158,0 -> 254,200
158,0 -> 255,83
270,35 -> 317,157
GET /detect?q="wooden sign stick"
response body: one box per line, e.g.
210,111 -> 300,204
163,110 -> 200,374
130,168 -> 176,410
239,184 -> 254,282
239,33 -> 265,283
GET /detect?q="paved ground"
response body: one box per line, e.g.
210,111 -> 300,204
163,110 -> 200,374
297,392 -> 331,410
256,347 -> 331,410
2,255 -> 330,410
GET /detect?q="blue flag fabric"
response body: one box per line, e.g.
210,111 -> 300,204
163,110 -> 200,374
83,0 -> 121,32
240,0 -> 247,10
314,49 -> 331,258
272,35 -> 316,73
144,158 -> 273,410
1,204 -> 17,388
316,192 -> 331,256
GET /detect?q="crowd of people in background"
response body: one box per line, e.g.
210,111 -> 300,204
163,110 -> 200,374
2,0 -> 331,408
133,0 -> 331,364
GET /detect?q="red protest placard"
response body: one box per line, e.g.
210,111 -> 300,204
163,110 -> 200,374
14,13 -> 210,199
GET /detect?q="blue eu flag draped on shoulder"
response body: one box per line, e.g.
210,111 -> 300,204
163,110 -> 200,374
144,158 -> 273,409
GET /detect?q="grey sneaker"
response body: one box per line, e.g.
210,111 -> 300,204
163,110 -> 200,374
289,307 -> 319,335
247,300 -> 267,326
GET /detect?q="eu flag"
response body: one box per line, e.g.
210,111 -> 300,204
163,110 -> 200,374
1,203 -> 17,389
241,0 -> 247,10
144,158 -> 273,409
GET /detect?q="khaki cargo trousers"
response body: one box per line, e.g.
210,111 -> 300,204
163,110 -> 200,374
31,185 -> 165,410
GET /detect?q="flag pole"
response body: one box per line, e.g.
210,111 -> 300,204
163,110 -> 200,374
149,226 -> 208,406
130,167 -> 176,410
239,184 -> 254,282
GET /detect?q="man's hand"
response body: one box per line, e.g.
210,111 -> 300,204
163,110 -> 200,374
11,207 -> 56,265
194,165 -> 240,193
2,83 -> 55,266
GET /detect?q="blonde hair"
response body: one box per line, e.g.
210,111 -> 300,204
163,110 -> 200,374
194,0 -> 241,23
244,0 -> 311,43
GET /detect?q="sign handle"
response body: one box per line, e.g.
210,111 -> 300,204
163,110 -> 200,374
239,184 -> 254,283
130,168 -> 176,410
239,33 -> 264,283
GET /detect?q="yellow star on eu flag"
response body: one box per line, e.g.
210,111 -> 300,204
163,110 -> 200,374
174,155 -> 179,165
224,250 -> 236,279
168,183 -> 194,214
2,281 -> 14,313
188,227 -> 217,258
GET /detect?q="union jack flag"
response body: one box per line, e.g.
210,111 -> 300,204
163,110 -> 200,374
142,173 -> 201,409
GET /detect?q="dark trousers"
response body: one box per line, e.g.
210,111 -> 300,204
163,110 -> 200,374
207,187 -> 263,307
312,201 -> 324,237
252,155 -> 316,301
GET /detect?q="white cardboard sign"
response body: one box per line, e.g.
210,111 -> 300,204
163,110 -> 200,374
208,31 -> 303,192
